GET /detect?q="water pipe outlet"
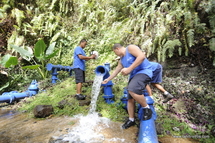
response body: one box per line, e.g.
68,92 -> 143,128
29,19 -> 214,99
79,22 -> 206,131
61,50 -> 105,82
95,63 -> 114,104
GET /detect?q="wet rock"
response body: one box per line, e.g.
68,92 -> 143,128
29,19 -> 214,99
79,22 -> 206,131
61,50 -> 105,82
79,99 -> 91,106
57,100 -> 72,109
48,136 -> 65,143
155,122 -> 164,135
33,105 -> 54,118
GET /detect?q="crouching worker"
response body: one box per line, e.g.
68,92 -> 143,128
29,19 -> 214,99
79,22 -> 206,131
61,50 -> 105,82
146,61 -> 174,103
102,43 -> 153,129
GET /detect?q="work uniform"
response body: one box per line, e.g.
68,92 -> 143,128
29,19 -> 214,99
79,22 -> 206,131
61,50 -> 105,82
120,47 -> 153,98
73,46 -> 86,83
150,62 -> 162,83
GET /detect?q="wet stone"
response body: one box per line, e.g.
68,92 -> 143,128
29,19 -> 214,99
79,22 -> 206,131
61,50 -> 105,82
155,122 -> 164,135
78,99 -> 91,106
57,100 -> 72,109
33,105 -> 54,118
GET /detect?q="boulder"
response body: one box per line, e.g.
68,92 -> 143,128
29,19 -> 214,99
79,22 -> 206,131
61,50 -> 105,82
33,105 -> 54,118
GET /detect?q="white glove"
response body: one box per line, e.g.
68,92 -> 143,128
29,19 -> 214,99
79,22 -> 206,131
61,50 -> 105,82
91,51 -> 99,59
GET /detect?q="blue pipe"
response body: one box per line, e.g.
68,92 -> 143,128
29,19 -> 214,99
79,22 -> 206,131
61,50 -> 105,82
120,87 -> 128,109
137,91 -> 158,143
95,63 -> 114,104
95,63 -> 110,80
0,80 -> 39,103
46,63 -> 73,83
120,89 -> 158,143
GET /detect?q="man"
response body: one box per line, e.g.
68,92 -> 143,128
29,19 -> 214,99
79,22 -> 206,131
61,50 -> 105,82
145,61 -> 174,103
102,43 -> 153,129
73,39 -> 96,100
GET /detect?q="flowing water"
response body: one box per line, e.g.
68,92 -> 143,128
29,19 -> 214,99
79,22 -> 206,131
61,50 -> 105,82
54,74 -> 130,143
0,74 -> 201,143
89,74 -> 103,114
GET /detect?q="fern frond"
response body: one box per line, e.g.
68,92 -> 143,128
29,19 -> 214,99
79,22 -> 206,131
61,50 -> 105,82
162,39 -> 182,61
187,29 -> 195,47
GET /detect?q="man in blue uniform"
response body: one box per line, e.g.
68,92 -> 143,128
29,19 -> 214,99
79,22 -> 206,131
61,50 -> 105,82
102,43 -> 153,129
73,39 -> 96,100
145,61 -> 174,103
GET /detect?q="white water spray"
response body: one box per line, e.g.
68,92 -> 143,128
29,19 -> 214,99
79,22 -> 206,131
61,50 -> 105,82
52,74 -> 126,143
89,74 -> 103,114
60,74 -> 109,142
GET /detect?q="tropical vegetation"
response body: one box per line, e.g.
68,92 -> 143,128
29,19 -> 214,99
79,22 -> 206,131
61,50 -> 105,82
0,0 -> 215,142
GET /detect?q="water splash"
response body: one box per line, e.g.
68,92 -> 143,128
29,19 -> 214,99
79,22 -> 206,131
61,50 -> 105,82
51,74 -> 126,143
62,113 -> 110,143
89,74 -> 103,114
58,74 -> 109,142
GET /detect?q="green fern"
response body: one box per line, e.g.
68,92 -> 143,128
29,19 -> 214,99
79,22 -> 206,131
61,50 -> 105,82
187,29 -> 195,48
162,39 -> 182,62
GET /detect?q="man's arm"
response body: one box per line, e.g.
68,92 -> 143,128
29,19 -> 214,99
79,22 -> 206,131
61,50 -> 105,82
127,45 -> 145,70
121,45 -> 145,75
102,61 -> 123,84
78,54 -> 96,61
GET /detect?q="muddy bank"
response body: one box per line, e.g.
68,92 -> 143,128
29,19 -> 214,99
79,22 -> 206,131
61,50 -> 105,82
0,110 -> 138,143
0,109 -> 201,143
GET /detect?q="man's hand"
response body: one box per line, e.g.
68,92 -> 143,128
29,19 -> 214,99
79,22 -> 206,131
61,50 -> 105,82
121,68 -> 131,76
102,79 -> 109,84
90,54 -> 96,59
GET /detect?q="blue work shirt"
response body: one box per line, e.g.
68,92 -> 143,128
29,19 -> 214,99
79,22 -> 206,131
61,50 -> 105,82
150,62 -> 160,71
73,46 -> 86,71
120,47 -> 153,80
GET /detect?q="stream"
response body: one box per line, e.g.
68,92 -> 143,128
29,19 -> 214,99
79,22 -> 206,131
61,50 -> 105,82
0,74 -> 200,143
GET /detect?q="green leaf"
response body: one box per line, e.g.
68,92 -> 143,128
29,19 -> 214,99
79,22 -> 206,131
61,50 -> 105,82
22,65 -> 40,69
10,44 -> 33,61
34,39 -> 46,58
0,82 -> 10,91
45,42 -> 56,55
1,54 -> 18,68
45,49 -> 59,60
50,32 -> 61,43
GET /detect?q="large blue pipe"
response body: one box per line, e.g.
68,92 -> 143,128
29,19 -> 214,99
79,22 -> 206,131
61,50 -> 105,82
46,63 -> 73,83
0,80 -> 39,103
95,63 -> 114,104
95,63 -> 110,80
137,94 -> 158,143
120,89 -> 158,143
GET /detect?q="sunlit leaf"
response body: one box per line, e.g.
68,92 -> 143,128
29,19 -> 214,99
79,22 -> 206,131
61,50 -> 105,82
22,65 -> 40,69
45,42 -> 56,55
34,39 -> 46,58
10,44 -> 33,61
1,54 -> 18,68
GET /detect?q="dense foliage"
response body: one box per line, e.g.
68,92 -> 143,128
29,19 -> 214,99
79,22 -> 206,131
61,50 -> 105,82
1,0 -> 215,66
0,0 -> 214,92
0,0 -> 215,142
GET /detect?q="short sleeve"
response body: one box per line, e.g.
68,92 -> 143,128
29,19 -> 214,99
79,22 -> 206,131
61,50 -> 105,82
75,47 -> 83,56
